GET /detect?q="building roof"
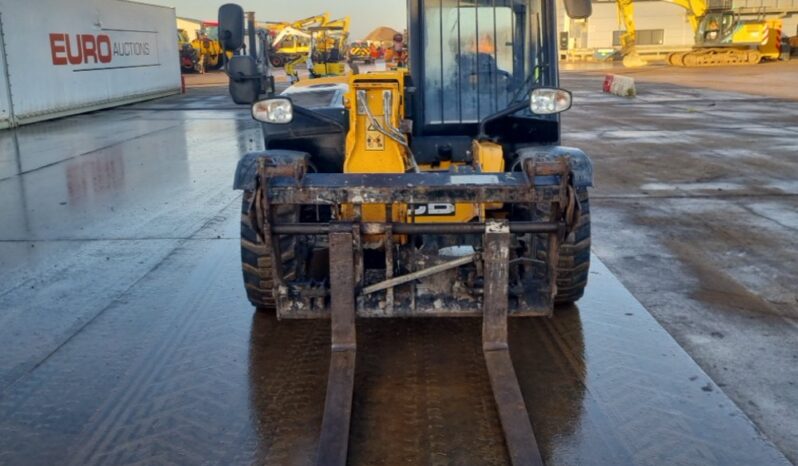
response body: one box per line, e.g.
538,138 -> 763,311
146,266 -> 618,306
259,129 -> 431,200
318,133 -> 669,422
177,16 -> 204,24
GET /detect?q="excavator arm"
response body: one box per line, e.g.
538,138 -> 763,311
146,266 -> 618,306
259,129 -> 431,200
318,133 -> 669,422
663,0 -> 707,31
272,26 -> 311,48
292,13 -> 331,30
322,17 -> 352,52
617,0 -> 636,55
615,0 -> 707,66
616,0 -> 648,66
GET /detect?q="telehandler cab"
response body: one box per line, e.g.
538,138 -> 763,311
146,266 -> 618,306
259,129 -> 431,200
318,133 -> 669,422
220,0 -> 592,463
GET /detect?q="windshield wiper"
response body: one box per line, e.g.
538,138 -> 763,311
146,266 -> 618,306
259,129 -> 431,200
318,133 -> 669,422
510,11 -> 546,104
477,7 -> 549,140
508,63 -> 547,104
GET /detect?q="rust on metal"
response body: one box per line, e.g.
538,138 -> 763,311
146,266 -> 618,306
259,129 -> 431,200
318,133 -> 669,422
482,221 -> 544,466
316,226 -> 357,466
384,209 -> 395,314
257,160 -> 287,290
362,253 -> 477,295
271,221 -> 560,236
265,170 -> 569,205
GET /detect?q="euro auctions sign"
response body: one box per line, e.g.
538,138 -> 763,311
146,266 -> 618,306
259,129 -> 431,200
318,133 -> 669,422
49,30 -> 160,71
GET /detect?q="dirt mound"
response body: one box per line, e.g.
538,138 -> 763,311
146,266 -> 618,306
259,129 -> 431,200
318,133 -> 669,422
363,26 -> 400,43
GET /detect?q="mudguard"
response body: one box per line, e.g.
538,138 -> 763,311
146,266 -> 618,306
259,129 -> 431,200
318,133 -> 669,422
233,150 -> 310,191
516,146 -> 593,188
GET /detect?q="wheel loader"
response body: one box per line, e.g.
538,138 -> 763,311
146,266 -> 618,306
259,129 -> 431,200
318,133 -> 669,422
191,21 -> 229,71
219,0 -> 592,463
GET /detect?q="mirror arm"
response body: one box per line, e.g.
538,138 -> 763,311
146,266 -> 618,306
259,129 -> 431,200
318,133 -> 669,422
293,106 -> 346,132
477,101 -> 528,141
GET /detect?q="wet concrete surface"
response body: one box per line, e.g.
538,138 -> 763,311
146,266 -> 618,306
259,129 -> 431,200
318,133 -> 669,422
0,77 -> 794,465
560,71 -> 798,463
561,61 -> 798,100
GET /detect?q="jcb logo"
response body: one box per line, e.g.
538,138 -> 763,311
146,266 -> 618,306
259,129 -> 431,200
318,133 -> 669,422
50,33 -> 113,65
413,203 -> 456,216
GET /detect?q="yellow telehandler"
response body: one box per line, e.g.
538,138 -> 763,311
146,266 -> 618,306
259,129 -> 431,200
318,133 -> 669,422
219,0 -> 593,463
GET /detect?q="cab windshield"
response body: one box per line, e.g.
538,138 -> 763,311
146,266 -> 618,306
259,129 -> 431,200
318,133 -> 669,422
423,0 -> 544,125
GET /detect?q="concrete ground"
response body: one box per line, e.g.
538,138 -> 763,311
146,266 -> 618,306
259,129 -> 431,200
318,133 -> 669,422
0,65 -> 795,464
561,60 -> 798,100
561,62 -> 798,463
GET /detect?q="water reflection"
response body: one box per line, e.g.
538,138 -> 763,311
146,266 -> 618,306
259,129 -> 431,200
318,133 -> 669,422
247,308 -> 591,465
0,117 -> 189,241
248,312 -> 328,465
510,305 -> 596,464
65,147 -> 126,205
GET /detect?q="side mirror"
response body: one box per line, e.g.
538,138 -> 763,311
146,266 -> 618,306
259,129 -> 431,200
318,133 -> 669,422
218,3 -> 245,51
563,0 -> 592,19
227,56 -> 260,104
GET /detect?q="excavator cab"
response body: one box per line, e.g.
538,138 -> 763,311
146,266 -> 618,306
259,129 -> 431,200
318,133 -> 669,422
220,0 -> 591,463
698,11 -> 738,44
307,18 -> 350,78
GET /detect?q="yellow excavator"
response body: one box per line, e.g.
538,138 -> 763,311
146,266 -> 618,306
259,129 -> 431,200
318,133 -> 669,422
617,0 -> 785,66
669,11 -> 784,66
190,21 -> 229,71
285,16 -> 351,82
269,13 -> 330,68
311,16 -> 351,76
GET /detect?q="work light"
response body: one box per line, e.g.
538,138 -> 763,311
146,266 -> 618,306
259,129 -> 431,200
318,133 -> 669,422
252,98 -> 294,124
530,88 -> 572,115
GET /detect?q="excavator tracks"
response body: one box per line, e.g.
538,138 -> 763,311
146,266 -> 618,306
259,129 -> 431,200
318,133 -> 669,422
668,48 -> 762,67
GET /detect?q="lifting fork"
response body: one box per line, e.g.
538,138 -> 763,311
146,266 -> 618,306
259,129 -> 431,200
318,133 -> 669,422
314,221 -> 544,466
316,224 -> 358,466
483,221 -> 545,466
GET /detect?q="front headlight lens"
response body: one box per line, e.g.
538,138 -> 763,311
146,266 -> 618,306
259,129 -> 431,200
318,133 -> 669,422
530,88 -> 572,115
252,98 -> 293,124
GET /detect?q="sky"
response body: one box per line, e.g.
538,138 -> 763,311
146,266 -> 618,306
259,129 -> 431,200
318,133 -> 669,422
145,0 -> 407,39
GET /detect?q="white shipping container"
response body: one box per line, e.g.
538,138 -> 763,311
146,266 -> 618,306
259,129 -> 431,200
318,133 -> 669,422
0,0 -> 181,127
0,16 -> 11,129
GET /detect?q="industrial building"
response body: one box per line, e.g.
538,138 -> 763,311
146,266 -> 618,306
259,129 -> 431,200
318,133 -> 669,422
558,0 -> 798,57
176,16 -> 204,40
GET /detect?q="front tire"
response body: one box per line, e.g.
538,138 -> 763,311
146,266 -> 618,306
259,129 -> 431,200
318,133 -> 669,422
240,191 -> 298,312
532,187 -> 591,305
554,187 -> 591,304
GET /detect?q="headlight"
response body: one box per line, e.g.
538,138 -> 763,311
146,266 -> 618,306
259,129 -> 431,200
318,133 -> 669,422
530,88 -> 572,115
252,98 -> 293,124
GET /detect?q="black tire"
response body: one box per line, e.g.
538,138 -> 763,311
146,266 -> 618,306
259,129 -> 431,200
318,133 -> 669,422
270,55 -> 285,68
534,187 -> 591,304
240,191 -> 298,312
554,187 -> 591,304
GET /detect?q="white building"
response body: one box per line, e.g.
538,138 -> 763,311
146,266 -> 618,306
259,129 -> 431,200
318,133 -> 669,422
176,17 -> 204,41
558,0 -> 798,54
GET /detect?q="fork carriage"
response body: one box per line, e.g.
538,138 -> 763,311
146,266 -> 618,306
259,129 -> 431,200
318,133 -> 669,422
241,151 -> 584,320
